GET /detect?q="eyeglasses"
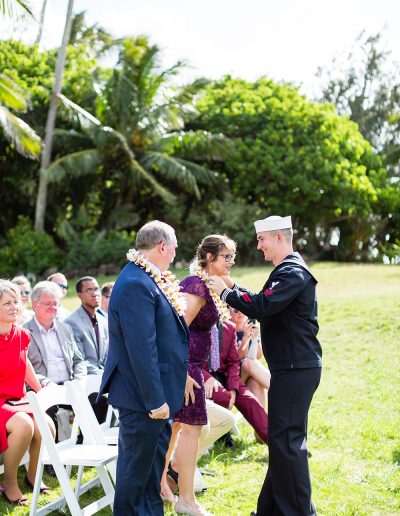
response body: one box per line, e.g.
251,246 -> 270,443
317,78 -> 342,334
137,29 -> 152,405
83,288 -> 100,295
38,301 -> 59,308
21,290 -> 31,296
219,253 -> 236,262
56,283 -> 68,290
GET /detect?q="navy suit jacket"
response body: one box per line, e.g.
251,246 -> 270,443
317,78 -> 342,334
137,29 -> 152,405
98,261 -> 189,415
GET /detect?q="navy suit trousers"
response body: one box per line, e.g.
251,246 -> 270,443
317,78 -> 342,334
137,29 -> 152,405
257,367 -> 321,516
113,408 -> 172,516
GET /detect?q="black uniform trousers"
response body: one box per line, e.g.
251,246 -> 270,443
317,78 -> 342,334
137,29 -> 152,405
257,367 -> 321,516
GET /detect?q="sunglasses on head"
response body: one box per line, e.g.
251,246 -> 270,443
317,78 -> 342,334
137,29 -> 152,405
21,290 -> 31,296
57,283 -> 68,290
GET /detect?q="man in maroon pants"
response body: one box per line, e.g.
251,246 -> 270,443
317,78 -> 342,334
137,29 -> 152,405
202,321 -> 268,444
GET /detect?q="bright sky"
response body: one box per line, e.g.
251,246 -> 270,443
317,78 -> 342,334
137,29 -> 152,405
1,0 -> 400,96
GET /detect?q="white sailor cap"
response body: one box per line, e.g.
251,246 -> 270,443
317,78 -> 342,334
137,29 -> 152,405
254,215 -> 292,233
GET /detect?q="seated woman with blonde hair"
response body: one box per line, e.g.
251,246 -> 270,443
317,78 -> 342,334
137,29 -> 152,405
0,280 -> 55,507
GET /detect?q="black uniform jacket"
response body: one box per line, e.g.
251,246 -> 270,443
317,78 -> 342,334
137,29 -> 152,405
221,252 -> 322,372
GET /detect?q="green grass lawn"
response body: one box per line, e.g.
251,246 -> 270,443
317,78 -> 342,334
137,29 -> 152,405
1,263 -> 399,515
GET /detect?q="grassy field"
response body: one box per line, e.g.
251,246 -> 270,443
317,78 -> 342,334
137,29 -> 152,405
1,263 -> 399,515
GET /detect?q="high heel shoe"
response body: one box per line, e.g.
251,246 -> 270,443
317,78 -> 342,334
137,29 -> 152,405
166,461 -> 179,493
0,485 -> 28,507
24,474 -> 51,495
174,499 -> 212,515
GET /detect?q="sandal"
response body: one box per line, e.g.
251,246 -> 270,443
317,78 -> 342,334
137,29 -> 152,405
24,474 -> 51,495
166,461 -> 179,493
1,488 -> 28,507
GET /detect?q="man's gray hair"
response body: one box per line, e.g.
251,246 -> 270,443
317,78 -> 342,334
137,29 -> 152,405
31,281 -> 62,303
136,220 -> 176,250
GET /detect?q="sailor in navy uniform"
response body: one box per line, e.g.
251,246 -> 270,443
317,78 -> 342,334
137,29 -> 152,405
209,215 -> 322,516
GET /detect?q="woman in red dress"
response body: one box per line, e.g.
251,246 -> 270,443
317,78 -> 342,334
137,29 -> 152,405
0,280 -> 55,506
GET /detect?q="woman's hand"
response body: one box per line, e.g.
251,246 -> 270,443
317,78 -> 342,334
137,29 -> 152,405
185,374 -> 201,406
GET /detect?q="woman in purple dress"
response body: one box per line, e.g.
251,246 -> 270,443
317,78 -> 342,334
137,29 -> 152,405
161,234 -> 236,516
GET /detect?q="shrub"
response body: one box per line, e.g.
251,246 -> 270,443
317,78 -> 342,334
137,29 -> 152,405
0,217 -> 62,278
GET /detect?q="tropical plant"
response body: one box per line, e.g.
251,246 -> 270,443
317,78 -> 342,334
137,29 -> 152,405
0,73 -> 41,158
43,36 -> 231,231
191,75 -> 390,260
0,0 -> 32,18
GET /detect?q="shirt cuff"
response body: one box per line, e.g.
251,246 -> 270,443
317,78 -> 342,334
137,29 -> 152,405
221,288 -> 233,302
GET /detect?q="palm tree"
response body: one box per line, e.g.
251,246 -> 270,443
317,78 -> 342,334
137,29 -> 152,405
0,73 -> 41,159
0,0 -> 41,158
45,36 -> 231,229
0,0 -> 32,17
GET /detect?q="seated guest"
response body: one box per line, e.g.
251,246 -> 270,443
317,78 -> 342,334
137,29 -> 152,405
0,280 -> 55,507
202,320 -> 268,445
24,281 -> 87,440
47,272 -> 71,321
97,282 -> 114,318
11,275 -> 34,325
229,307 -> 270,407
160,399 -> 236,503
65,277 -> 109,374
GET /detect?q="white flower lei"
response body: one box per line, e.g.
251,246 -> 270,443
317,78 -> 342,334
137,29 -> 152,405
189,259 -> 231,322
127,249 -> 187,316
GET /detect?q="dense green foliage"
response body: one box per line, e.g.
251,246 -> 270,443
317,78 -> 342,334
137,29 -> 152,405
189,76 -> 390,260
0,31 -> 399,275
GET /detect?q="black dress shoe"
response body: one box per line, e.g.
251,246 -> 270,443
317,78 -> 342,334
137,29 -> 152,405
45,464 -> 57,477
220,432 -> 235,448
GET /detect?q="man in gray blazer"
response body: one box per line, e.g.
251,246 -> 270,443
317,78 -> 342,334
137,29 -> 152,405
65,276 -> 109,423
25,281 -> 87,382
24,281 -> 87,444
65,276 -> 109,374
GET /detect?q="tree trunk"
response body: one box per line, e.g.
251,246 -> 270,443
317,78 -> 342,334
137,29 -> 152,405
34,0 -> 48,46
34,0 -> 74,232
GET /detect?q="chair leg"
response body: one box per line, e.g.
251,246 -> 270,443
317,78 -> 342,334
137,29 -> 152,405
75,465 -> 85,498
96,464 -> 115,509
29,462 -> 44,516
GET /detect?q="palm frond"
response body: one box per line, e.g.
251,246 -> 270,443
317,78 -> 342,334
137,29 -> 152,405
58,93 -> 101,129
52,129 -> 93,153
0,74 -> 28,110
1,0 -> 33,18
141,151 -> 202,197
0,104 -> 41,159
154,131 -> 232,161
44,149 -> 100,183
129,157 -> 176,203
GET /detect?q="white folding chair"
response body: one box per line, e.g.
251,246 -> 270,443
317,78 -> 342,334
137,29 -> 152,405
27,383 -> 117,516
71,372 -> 119,446
68,377 -> 117,497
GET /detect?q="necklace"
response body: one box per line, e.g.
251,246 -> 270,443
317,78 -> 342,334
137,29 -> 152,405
127,249 -> 187,316
189,259 -> 231,322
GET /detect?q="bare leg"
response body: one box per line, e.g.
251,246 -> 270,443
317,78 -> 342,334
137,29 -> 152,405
3,413 -> 34,500
160,422 -> 180,501
241,358 -> 270,390
174,423 -> 206,512
26,415 -> 56,488
247,377 -> 266,407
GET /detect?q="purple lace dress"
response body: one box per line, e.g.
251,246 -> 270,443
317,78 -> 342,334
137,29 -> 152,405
174,275 -> 219,425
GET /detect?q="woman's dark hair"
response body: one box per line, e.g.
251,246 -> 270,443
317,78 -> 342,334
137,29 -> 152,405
195,234 -> 236,269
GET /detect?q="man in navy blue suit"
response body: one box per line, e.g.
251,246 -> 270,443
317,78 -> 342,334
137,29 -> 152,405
98,221 -> 190,515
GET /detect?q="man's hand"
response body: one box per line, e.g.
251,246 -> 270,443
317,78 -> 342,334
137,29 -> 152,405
204,377 -> 221,399
208,275 -> 227,295
221,275 -> 235,289
185,374 -> 201,406
149,402 -> 170,419
228,390 -> 237,410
